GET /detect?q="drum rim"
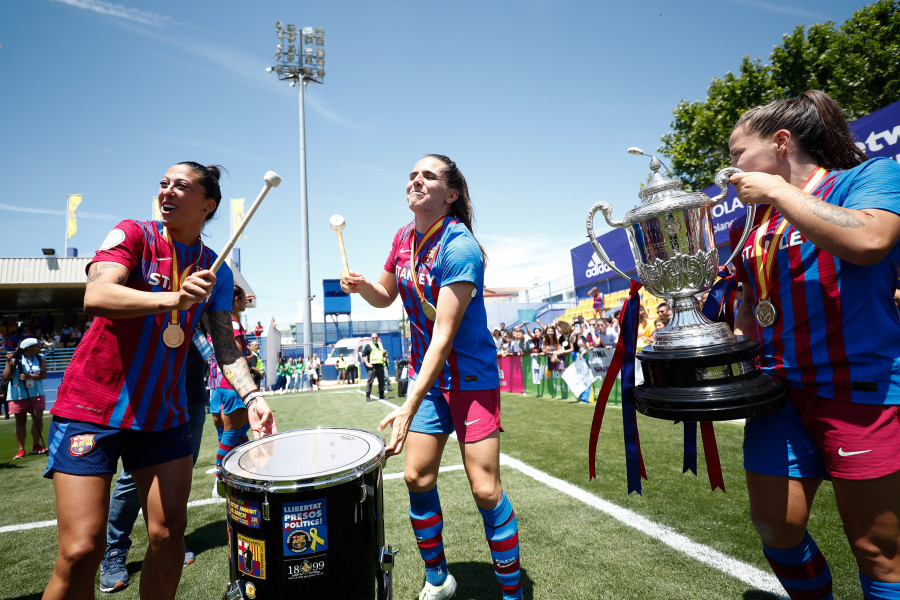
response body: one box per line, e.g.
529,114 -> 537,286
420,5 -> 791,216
219,427 -> 386,490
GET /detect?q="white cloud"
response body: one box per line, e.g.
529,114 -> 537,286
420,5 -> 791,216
0,203 -> 118,220
50,0 -> 177,26
722,0 -> 823,19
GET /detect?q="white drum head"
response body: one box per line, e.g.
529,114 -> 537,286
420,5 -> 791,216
221,428 -> 385,488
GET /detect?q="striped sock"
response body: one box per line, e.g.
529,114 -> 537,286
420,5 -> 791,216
217,428 -> 243,465
478,491 -> 522,600
237,424 -> 250,445
763,531 -> 833,599
860,571 -> 900,599
409,487 -> 448,586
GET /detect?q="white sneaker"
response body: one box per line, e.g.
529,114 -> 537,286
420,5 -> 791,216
418,574 -> 457,600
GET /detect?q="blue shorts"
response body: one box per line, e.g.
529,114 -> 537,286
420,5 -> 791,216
210,388 -> 244,415
744,399 -> 828,479
409,378 -> 455,436
43,417 -> 192,479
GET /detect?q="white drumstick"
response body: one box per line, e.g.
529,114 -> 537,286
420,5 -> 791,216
210,171 -> 281,274
329,214 -> 350,276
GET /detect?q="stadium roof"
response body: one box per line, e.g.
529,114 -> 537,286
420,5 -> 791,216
0,256 -> 256,312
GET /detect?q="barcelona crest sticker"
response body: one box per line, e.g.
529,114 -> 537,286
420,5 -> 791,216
69,434 -> 96,457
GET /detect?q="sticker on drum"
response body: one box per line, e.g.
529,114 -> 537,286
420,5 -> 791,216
228,495 -> 261,529
285,554 -> 328,581
283,498 -> 327,555
237,534 -> 267,580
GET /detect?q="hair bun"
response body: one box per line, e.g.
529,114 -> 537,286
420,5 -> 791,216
206,164 -> 223,182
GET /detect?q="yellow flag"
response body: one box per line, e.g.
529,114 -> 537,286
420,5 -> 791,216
67,194 -> 82,239
152,196 -> 161,221
231,198 -> 246,239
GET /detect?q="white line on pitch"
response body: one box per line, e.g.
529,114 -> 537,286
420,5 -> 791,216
372,398 -> 786,598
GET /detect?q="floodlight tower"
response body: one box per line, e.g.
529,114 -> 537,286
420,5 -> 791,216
267,22 -> 325,358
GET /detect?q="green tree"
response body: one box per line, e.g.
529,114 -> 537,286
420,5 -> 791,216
659,0 -> 900,190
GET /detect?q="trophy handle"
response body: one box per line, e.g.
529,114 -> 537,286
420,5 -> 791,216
708,167 -> 755,269
586,201 -> 635,283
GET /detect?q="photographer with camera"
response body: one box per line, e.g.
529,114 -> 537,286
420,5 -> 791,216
2,337 -> 47,459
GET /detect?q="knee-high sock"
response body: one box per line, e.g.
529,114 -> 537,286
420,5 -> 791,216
763,531 -> 833,600
478,491 -> 522,600
860,572 -> 900,600
409,487 -> 448,586
237,423 -> 250,445
215,425 -> 224,443
217,427 -> 245,465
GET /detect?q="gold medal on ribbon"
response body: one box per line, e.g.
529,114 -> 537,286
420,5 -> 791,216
755,299 -> 777,328
162,323 -> 185,348
410,217 -> 446,322
163,227 -> 203,349
422,301 -> 437,321
751,167 -> 827,329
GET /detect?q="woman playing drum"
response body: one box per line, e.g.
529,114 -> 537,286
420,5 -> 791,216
42,162 -> 277,600
341,154 -> 523,600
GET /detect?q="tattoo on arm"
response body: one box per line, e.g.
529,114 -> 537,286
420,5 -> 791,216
208,310 -> 257,396
795,190 -> 865,228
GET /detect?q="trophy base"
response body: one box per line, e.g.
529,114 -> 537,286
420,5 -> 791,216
634,339 -> 787,421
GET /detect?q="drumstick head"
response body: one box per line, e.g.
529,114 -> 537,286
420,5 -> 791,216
264,171 -> 282,187
329,214 -> 346,232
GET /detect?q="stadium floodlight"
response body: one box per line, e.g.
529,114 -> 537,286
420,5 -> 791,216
627,146 -> 672,174
266,23 -> 326,360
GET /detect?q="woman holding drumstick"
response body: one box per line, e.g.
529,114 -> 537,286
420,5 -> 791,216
341,154 -> 523,600
42,162 -> 277,600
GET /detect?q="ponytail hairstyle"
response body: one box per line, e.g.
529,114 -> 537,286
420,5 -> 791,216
175,162 -> 225,222
232,284 -> 246,315
425,154 -> 488,263
734,90 -> 867,171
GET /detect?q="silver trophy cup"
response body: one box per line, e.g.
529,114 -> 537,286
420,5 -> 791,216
586,158 -> 785,421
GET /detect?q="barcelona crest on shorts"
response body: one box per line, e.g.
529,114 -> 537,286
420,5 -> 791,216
69,434 -> 96,457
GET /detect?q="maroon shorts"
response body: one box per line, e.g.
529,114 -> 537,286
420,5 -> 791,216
443,387 -> 502,443
792,389 -> 900,480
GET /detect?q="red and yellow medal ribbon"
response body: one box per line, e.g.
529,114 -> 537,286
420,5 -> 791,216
410,217 -> 445,319
752,167 -> 828,305
164,229 -> 204,329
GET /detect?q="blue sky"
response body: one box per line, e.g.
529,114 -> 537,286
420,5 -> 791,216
0,0 -> 866,328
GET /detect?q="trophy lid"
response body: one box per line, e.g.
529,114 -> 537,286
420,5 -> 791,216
638,156 -> 683,200
621,156 -> 708,224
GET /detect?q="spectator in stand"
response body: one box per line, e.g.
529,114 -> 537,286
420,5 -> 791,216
637,304 -> 655,346
2,337 -> 48,458
491,327 -> 503,349
306,356 -> 320,390
524,324 -> 542,354
253,321 -> 264,337
508,330 -> 525,356
274,357 -> 288,393
656,301 -> 672,323
542,324 -> 561,356
589,286 -> 605,319
52,330 -> 61,349
72,325 -> 83,347
60,322 -> 74,348
497,331 -> 512,356
600,317 -> 619,348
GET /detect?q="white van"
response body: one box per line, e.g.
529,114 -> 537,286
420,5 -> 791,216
324,337 -> 372,368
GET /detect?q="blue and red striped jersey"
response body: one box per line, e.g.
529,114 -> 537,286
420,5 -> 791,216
731,158 -> 900,404
52,220 -> 234,430
384,216 -> 499,391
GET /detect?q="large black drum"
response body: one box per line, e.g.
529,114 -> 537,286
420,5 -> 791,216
218,428 -> 396,600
